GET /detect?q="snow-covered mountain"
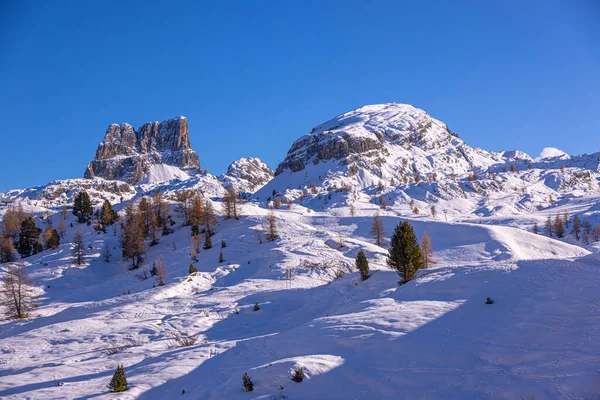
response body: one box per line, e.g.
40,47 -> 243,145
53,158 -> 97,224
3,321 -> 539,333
84,116 -> 203,184
258,103 -> 600,224
219,157 -> 274,193
1,102 -> 600,399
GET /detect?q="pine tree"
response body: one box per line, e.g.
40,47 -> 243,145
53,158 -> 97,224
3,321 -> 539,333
554,214 -> 565,238
532,222 -> 539,234
219,251 -> 224,263
593,224 -> 600,242
72,229 -> 84,265
370,211 -> 386,247
203,232 -> 212,250
265,211 -> 279,242
0,264 -> 35,319
291,367 -> 305,383
189,264 -> 197,274
355,249 -> 369,280
73,191 -> 92,223
17,217 -> 41,258
563,211 -> 570,228
572,215 -> 581,240
221,239 -> 227,248
242,372 -> 254,392
138,197 -> 152,236
420,231 -> 435,268
107,364 -> 128,393
387,221 -> 424,283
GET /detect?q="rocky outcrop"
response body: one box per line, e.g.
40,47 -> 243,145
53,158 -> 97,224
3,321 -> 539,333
220,157 -> 274,193
84,116 -> 202,184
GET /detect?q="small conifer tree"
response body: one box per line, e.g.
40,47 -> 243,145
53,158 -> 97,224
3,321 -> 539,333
219,251 -> 224,263
291,367 -> 305,382
355,249 -> 369,280
221,239 -> 227,248
253,303 -> 260,311
203,232 -> 212,250
107,364 -> 128,393
189,264 -> 197,274
242,372 -> 254,391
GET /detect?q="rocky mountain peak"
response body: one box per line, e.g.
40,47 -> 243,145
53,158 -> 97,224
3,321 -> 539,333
219,157 -> 274,193
274,102 -> 482,179
84,116 -> 202,184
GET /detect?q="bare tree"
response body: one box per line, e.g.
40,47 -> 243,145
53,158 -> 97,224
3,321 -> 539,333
0,235 -> 17,263
72,229 -> 85,265
57,218 -> 66,238
430,205 -> 437,218
121,202 -> 146,269
265,210 -> 279,242
102,243 -> 111,262
222,187 -> 243,220
420,231 -> 435,268
0,264 -> 35,319
370,211 -> 386,247
154,256 -> 166,286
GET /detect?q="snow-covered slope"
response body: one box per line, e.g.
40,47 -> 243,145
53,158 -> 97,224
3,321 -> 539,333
0,198 -> 598,399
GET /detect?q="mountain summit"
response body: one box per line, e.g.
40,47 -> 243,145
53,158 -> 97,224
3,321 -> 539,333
84,116 -> 202,184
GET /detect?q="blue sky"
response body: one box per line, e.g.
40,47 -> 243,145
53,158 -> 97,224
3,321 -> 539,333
0,1 -> 598,191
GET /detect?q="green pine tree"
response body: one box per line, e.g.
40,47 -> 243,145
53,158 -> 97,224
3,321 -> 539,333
18,217 -> 41,258
355,249 -> 369,280
107,364 -> 128,393
203,232 -> 212,250
189,264 -> 197,274
219,251 -> 224,263
73,191 -> 93,223
291,367 -> 305,382
387,221 -> 424,283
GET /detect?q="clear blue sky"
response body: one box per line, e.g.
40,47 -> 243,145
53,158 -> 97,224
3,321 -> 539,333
1,1 -> 598,191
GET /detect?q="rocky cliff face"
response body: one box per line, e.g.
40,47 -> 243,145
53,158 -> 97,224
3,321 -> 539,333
219,157 -> 274,193
84,116 -> 202,184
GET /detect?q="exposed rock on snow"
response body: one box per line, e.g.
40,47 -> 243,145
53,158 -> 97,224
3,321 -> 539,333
84,116 -> 202,184
219,157 -> 274,193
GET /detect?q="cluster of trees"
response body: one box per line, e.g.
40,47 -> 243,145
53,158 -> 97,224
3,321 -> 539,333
120,191 -> 173,269
542,212 -> 599,243
1,205 -> 65,262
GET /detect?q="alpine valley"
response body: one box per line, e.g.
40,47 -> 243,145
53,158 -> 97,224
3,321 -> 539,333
1,103 -> 599,399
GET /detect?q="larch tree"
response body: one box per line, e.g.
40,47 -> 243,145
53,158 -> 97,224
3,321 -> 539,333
154,256 -> 166,286
57,217 -> 66,238
265,210 -> 279,242
121,202 -> 146,269
532,222 -> 539,234
387,221 -> 424,284
572,215 -> 581,240
72,229 -> 85,265
370,211 -> 386,247
0,263 -> 35,319
201,199 -> 218,236
0,236 -> 17,263
43,223 -> 60,250
420,231 -> 435,268
554,214 -> 566,238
